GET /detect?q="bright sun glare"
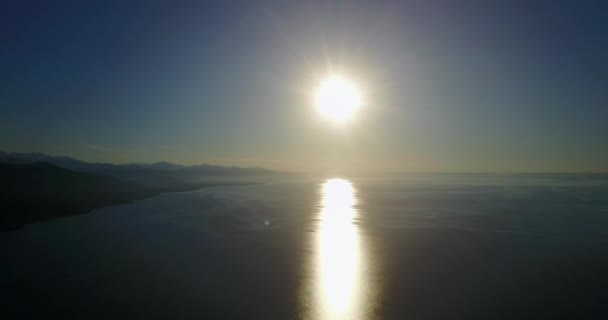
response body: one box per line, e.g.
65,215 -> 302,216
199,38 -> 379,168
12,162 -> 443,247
318,178 -> 360,318
315,75 -> 363,124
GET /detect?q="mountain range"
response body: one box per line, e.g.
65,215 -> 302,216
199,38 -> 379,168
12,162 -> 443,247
0,151 -> 283,230
0,151 -> 283,188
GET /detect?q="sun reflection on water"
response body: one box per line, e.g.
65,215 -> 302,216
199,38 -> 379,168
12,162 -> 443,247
317,179 -> 361,319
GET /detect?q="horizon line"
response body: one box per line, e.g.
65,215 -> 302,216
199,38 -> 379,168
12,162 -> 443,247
1,149 -> 607,175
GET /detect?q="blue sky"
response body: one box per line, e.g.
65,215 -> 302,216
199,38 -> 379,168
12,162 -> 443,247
1,0 -> 607,173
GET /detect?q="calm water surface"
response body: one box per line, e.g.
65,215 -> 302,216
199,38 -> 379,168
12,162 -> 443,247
2,175 -> 608,319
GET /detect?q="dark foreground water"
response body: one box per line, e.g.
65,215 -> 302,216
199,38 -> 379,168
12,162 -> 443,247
2,175 -> 608,319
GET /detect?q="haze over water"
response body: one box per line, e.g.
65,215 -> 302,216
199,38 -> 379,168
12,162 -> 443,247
1,175 -> 608,318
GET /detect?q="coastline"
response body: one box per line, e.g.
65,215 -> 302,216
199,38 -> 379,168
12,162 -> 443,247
1,181 -> 261,232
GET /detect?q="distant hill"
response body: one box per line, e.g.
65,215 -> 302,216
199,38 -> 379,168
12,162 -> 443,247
0,162 -> 163,231
0,152 -> 279,230
130,161 -> 185,171
0,151 -> 283,188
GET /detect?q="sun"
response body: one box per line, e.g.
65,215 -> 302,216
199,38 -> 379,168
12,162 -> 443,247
315,75 -> 363,124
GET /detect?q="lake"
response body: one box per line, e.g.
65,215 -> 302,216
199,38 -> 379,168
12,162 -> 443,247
2,175 -> 608,319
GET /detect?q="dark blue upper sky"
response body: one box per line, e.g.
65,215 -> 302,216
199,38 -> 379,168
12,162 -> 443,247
1,0 -> 607,173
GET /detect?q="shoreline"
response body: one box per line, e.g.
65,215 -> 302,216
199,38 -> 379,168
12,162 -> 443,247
1,181 -> 261,232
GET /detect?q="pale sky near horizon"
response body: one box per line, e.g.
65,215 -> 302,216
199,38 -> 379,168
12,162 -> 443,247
1,0 -> 607,173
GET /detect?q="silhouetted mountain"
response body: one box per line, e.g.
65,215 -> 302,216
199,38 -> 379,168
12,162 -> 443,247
0,162 -> 165,231
0,151 -> 284,188
0,152 -> 277,230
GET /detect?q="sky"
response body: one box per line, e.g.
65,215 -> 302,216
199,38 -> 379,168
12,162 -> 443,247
1,0 -> 607,173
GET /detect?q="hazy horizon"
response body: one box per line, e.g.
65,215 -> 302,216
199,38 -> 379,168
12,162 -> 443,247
2,149 -> 608,175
